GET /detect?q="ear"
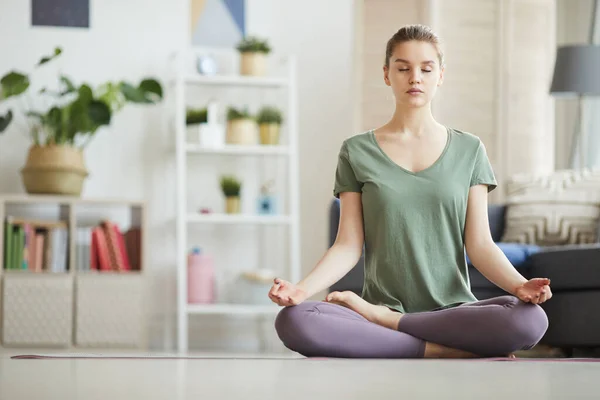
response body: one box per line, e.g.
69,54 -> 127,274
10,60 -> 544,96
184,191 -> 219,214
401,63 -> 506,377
437,65 -> 445,87
383,65 -> 391,86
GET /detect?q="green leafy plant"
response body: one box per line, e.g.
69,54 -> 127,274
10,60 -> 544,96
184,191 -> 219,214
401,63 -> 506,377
186,108 -> 207,125
226,106 -> 253,121
236,36 -> 271,54
220,175 -> 242,197
256,106 -> 283,125
0,47 -> 163,147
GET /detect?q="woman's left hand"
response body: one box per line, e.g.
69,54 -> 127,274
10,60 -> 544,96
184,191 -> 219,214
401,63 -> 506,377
514,278 -> 552,304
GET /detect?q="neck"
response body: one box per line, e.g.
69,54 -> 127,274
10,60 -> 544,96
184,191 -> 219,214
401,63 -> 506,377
386,104 -> 437,136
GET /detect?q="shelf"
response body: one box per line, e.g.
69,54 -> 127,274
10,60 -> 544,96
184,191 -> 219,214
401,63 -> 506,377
183,74 -> 288,88
187,304 -> 282,315
0,194 -> 144,207
186,143 -> 290,155
187,213 -> 292,225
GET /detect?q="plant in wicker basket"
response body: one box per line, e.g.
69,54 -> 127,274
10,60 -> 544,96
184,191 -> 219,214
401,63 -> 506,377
0,47 -> 163,196
235,36 -> 272,76
226,106 -> 257,145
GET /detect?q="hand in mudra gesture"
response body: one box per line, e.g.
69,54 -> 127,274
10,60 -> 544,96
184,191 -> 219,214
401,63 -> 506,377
268,278 -> 308,306
514,278 -> 552,305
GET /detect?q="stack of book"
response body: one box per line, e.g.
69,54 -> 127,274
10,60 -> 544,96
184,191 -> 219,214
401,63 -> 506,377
3,217 -> 68,272
3,217 -> 141,272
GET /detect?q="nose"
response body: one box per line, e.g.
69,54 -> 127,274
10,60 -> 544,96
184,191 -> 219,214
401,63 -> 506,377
409,70 -> 422,84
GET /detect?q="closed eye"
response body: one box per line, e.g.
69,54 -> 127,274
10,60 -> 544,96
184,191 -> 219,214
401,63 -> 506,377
398,69 -> 432,73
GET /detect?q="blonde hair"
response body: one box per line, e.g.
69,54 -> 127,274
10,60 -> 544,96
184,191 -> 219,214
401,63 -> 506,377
385,24 -> 444,67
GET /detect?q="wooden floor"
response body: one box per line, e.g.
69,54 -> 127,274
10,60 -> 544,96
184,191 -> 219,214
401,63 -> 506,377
1,347 -> 600,399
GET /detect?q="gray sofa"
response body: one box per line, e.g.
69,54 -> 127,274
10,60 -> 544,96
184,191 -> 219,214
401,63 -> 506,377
328,198 -> 600,355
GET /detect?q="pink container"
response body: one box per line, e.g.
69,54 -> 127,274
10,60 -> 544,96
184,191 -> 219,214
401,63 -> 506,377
187,247 -> 215,304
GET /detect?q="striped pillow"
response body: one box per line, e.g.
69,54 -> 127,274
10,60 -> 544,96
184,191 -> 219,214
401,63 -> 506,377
500,169 -> 600,246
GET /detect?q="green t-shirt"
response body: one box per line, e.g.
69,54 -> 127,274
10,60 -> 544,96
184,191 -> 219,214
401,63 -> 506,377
333,127 -> 497,313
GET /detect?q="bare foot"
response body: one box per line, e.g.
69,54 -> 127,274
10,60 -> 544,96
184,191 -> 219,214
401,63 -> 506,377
326,291 -> 402,330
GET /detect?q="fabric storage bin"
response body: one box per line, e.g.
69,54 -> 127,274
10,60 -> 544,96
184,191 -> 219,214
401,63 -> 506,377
74,273 -> 145,348
1,274 -> 73,347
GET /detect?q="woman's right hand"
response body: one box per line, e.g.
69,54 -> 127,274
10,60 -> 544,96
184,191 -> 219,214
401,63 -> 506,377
268,278 -> 308,306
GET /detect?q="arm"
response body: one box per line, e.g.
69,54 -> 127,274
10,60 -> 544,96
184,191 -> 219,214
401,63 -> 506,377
464,184 -> 528,295
268,191 -> 364,305
296,191 -> 364,298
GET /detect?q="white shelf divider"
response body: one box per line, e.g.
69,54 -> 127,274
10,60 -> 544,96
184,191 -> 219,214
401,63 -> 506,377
187,304 -> 282,315
183,74 -> 288,87
187,213 -> 292,225
185,143 -> 290,156
173,48 -> 301,353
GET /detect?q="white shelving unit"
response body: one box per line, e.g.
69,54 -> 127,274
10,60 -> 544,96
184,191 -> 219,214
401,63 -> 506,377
172,48 -> 301,352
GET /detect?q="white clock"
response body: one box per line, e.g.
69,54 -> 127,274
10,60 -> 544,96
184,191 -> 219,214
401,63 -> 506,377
196,55 -> 218,75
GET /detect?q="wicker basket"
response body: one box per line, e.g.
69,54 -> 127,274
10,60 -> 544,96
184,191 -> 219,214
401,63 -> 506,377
240,52 -> 267,76
20,144 -> 89,196
226,119 -> 258,145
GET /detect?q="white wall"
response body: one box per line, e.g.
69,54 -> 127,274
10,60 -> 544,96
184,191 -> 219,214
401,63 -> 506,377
555,0 -> 600,170
0,0 -> 356,351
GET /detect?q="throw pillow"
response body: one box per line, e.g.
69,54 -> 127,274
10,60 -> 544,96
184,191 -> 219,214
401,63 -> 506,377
501,169 -> 600,246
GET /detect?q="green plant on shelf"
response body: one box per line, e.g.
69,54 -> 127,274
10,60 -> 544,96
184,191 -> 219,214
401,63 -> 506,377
186,108 -> 207,125
220,175 -> 242,197
226,106 -> 253,121
0,47 -> 163,148
236,36 -> 271,54
256,106 -> 283,125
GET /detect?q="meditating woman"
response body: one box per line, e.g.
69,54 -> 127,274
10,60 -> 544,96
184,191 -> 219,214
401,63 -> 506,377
268,24 -> 551,358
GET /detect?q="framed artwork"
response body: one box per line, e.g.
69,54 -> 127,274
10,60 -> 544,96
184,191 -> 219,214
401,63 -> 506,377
31,0 -> 90,28
190,0 -> 245,47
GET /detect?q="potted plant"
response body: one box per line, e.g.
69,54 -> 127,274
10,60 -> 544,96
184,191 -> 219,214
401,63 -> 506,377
186,107 -> 207,145
0,47 -> 163,196
226,106 -> 257,145
236,36 -> 271,76
256,106 -> 283,145
220,175 -> 242,214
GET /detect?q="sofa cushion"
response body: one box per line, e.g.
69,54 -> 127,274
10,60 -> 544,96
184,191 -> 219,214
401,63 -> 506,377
529,244 -> 600,291
500,169 -> 600,246
467,242 -> 541,269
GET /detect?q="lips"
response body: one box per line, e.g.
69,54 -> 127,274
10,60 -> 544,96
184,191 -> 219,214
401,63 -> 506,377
407,88 -> 423,93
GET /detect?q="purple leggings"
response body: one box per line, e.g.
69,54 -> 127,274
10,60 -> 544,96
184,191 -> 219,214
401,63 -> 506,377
274,295 -> 549,358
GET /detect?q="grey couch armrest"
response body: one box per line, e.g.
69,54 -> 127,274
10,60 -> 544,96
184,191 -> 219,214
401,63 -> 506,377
529,244 -> 600,291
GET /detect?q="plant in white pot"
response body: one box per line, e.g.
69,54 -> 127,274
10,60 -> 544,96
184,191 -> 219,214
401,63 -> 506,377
226,106 -> 257,145
256,106 -> 283,145
0,47 -> 163,196
236,36 -> 271,76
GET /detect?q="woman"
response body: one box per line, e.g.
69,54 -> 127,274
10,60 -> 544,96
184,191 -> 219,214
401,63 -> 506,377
268,24 -> 551,358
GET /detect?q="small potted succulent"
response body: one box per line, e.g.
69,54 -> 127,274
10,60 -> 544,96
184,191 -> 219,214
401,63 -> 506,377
226,106 -> 257,145
220,175 -> 242,214
236,36 -> 271,76
256,106 -> 283,145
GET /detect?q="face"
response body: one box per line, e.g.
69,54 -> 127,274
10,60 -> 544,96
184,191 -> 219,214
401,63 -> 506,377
383,40 -> 444,108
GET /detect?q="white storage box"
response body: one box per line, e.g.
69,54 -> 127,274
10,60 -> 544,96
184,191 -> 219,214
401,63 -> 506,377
74,273 -> 145,348
1,274 -> 73,347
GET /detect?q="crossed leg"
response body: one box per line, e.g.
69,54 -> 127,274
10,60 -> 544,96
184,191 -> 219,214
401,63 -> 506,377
274,292 -> 548,358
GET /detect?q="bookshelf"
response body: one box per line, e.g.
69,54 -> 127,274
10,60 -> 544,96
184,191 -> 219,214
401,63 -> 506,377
172,48 -> 301,352
0,194 -> 146,349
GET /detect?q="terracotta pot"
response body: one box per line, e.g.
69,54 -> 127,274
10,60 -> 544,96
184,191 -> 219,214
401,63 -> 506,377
259,123 -> 280,145
240,52 -> 267,76
226,119 -> 258,145
20,144 -> 89,196
225,196 -> 241,214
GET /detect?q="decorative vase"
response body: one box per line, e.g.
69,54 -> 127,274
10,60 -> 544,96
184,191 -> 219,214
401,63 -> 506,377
240,52 -> 267,76
259,123 -> 280,145
225,196 -> 241,214
226,119 -> 258,145
20,144 -> 89,196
